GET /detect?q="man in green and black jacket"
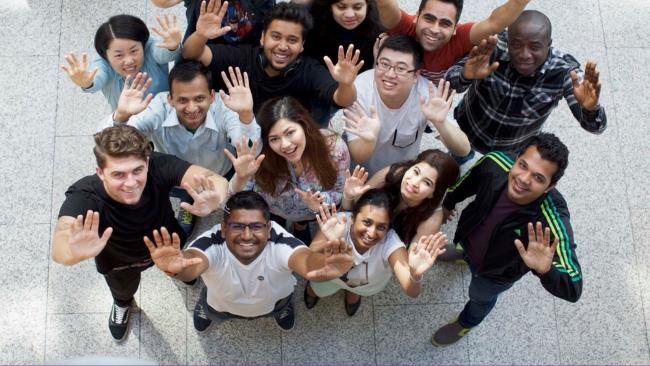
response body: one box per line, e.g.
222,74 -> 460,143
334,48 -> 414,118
431,133 -> 582,346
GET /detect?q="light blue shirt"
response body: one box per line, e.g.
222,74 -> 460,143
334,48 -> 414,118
100,92 -> 261,176
83,38 -> 181,111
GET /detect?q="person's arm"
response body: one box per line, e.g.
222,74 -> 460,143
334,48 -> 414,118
375,0 -> 402,30
150,0 -> 184,8
324,45 -> 364,108
143,226 -> 210,281
182,0 -> 232,65
150,15 -> 183,63
104,73 -> 160,134
564,61 -> 607,134
224,137 -> 264,192
441,152 -> 487,215
51,212 -> 113,266
469,0 -> 531,46
407,210 -> 444,248
178,165 -> 229,216
341,165 -> 374,211
387,232 -> 446,297
288,239 -> 354,282
220,67 -> 258,133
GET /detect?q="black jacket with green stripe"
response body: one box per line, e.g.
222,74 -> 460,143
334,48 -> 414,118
443,151 -> 582,302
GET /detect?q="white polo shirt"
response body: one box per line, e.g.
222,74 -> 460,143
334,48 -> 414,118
344,70 -> 457,177
187,221 -> 305,317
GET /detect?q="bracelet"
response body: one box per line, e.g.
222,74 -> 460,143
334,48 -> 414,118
459,68 -> 472,84
410,274 -> 423,283
343,192 -> 355,201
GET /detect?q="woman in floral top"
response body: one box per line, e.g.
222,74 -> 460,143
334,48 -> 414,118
226,96 -> 350,243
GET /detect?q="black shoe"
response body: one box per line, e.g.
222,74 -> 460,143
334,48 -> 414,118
344,293 -> 361,317
294,225 -> 312,246
183,278 -> 198,288
193,302 -> 213,334
303,284 -> 319,310
274,301 -> 296,332
108,301 -> 131,342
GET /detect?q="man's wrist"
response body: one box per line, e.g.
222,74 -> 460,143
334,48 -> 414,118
238,110 -> 254,124
113,110 -> 131,123
409,271 -> 423,283
459,68 -> 473,84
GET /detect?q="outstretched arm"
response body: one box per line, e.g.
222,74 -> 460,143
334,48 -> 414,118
182,0 -> 232,64
289,239 -> 354,281
51,212 -> 113,266
388,233 -> 446,298
144,227 -> 209,281
375,0 -> 402,30
565,61 -> 607,134
469,0 -> 531,46
325,45 -> 363,107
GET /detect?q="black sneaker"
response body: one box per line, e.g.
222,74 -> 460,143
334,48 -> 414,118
274,301 -> 296,332
193,302 -> 213,334
108,301 -> 131,342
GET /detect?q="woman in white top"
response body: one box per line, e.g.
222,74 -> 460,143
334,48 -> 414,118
305,189 -> 446,316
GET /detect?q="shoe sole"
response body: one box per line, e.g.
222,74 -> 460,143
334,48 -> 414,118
195,321 -> 214,335
275,322 -> 295,332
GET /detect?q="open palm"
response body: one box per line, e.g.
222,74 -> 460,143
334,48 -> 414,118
306,238 -> 354,280
408,232 -> 447,277
420,79 -> 455,126
196,0 -> 232,39
144,227 -> 203,275
224,137 -> 264,179
68,211 -> 113,262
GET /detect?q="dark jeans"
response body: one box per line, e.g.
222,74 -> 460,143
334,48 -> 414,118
103,260 -> 155,307
458,252 -> 515,329
197,286 -> 293,323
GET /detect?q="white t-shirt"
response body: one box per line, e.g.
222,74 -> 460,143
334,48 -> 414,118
344,70 -> 457,177
187,221 -> 306,317
329,212 -> 406,293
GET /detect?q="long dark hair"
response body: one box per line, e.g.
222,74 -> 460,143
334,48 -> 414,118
304,0 -> 384,73
383,149 -> 459,244
255,96 -> 338,196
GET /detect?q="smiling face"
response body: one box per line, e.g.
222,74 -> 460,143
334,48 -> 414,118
331,0 -> 368,30
168,76 -> 216,131
267,118 -> 306,165
507,21 -> 552,75
105,38 -> 145,78
221,209 -> 271,265
96,155 -> 149,205
507,146 -> 558,205
414,0 -> 458,52
350,204 -> 390,254
400,162 -> 437,203
260,20 -> 304,76
374,48 -> 419,108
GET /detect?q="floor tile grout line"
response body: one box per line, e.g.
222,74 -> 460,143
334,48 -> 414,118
372,295 -> 377,365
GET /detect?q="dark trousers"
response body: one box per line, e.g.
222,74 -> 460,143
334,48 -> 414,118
197,286 -> 293,323
103,260 -> 155,307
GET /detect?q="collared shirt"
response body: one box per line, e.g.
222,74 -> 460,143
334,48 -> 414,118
446,30 -> 607,154
83,38 -> 182,111
100,92 -> 261,176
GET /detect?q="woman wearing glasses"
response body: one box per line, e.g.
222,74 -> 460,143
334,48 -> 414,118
226,96 -> 350,244
341,34 -> 471,177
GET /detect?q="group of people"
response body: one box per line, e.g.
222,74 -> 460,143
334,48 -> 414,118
52,0 -> 603,351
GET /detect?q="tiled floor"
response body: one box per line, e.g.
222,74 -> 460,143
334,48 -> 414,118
2,0 -> 649,364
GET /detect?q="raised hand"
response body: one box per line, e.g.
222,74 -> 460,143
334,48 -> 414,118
219,67 -> 253,116
196,0 -> 232,39
151,13 -> 182,50
372,32 -> 388,63
316,203 -> 348,241
324,44 -> 364,86
571,61 -> 602,111
115,73 -> 153,120
305,238 -> 354,280
421,79 -> 456,126
462,35 -> 499,80
68,210 -> 113,262
514,222 -> 558,275
61,52 -> 98,88
143,227 -> 203,276
408,232 -> 447,278
294,188 -> 326,212
341,102 -> 381,142
224,136 -> 264,180
343,165 -> 370,200
181,174 -> 222,216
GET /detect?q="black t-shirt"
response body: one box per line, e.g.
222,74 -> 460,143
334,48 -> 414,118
58,153 -> 192,274
206,44 -> 341,113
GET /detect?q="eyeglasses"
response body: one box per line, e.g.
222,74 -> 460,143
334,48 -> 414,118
375,61 -> 416,75
226,222 -> 268,233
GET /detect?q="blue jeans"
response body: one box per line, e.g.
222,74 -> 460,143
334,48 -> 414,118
457,252 -> 515,329
197,286 -> 293,324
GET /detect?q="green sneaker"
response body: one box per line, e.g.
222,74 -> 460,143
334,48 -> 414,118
431,317 -> 471,346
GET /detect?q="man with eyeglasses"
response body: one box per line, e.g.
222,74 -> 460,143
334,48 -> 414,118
342,34 -> 471,177
143,190 -> 354,333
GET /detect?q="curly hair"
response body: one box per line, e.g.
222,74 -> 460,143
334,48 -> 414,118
93,125 -> 153,169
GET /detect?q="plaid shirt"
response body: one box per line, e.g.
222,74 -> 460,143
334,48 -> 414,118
446,31 -> 607,154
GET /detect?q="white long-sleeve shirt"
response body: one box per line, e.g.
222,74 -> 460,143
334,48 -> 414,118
100,92 -> 261,175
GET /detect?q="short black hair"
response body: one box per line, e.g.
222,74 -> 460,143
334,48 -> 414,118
519,133 -> 569,186
510,10 -> 553,40
352,189 -> 394,224
377,34 -> 424,71
168,60 -> 212,96
417,0 -> 463,24
223,191 -> 271,222
94,14 -> 149,60
263,2 -> 313,40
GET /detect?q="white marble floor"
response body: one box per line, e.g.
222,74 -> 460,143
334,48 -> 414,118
1,0 -> 649,364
